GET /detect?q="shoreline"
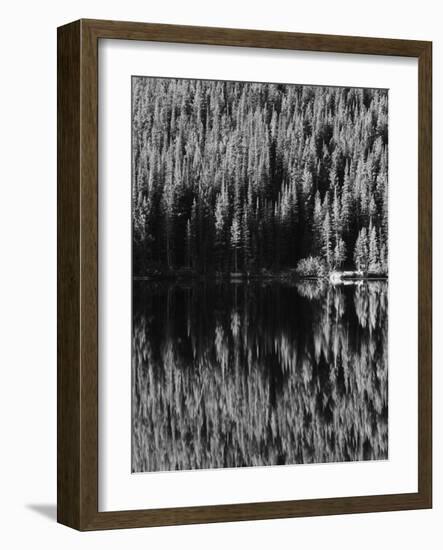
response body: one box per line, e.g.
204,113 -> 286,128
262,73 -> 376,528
133,271 -> 388,283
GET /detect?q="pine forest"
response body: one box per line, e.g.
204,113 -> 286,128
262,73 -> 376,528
132,77 -> 388,279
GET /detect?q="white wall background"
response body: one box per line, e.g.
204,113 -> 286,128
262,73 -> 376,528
0,0 -> 440,547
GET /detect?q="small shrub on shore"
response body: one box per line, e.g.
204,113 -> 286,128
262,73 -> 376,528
296,256 -> 327,278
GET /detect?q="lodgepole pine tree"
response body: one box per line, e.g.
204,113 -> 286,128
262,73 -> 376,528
230,217 -> 241,272
354,228 -> 369,273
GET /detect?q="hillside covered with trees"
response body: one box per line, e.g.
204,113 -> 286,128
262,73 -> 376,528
132,77 -> 388,278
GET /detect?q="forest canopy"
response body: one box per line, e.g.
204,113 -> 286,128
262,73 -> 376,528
132,77 -> 388,277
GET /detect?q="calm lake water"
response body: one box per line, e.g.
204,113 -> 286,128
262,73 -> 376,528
132,279 -> 388,473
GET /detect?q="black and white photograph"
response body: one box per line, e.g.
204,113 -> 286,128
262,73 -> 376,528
131,76 -> 389,473
0,0 -> 436,541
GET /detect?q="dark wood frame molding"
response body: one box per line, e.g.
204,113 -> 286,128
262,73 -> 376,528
57,19 -> 432,530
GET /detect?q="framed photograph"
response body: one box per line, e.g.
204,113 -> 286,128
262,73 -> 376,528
57,19 -> 432,530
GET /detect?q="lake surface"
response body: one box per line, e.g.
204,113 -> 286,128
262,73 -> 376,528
132,279 -> 388,472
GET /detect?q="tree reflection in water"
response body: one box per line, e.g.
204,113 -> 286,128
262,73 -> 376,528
132,280 -> 388,472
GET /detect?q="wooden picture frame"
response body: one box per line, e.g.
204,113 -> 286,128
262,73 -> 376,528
57,18 -> 432,530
